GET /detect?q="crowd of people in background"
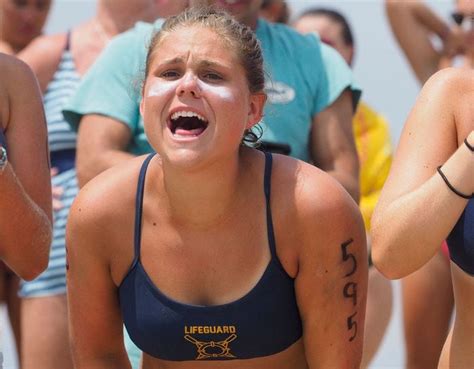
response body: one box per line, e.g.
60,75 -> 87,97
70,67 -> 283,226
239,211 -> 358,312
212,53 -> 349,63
0,1 -> 472,368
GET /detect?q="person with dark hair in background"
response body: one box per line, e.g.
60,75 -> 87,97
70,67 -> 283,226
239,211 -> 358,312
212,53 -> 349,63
384,2 -> 473,367
18,1 -> 187,368
66,8 -> 368,369
293,8 -> 394,368
259,0 -> 289,24
0,0 -> 52,54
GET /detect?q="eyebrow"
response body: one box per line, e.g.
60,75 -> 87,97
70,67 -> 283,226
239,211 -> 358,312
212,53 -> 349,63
156,57 -> 230,70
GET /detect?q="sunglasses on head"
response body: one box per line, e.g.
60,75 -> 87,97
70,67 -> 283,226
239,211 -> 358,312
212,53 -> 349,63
451,12 -> 474,27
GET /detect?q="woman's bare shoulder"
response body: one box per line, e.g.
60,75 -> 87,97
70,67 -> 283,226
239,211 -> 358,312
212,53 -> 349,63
0,53 -> 33,76
18,33 -> 66,67
0,55 -> 38,129
70,156 -> 150,230
420,68 -> 473,135
272,154 -> 363,243
273,154 -> 359,216
17,33 -> 67,90
423,68 -> 474,97
270,154 -> 366,279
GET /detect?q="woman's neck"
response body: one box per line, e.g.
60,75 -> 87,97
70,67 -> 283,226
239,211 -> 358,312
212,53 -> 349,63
157,152 -> 249,230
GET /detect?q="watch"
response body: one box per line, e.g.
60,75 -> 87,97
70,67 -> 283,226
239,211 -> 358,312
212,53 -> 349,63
0,146 -> 8,172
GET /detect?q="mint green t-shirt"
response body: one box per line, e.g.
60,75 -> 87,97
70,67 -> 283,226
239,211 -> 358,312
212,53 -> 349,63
63,18 -> 360,162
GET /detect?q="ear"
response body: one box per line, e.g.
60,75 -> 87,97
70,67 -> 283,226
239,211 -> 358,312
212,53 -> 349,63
246,93 -> 267,129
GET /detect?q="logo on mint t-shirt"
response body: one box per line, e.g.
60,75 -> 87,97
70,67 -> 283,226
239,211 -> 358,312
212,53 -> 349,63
264,81 -> 295,105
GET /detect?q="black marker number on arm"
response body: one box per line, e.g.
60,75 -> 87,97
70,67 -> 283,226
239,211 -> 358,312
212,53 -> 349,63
347,311 -> 357,342
341,238 -> 357,277
341,238 -> 359,342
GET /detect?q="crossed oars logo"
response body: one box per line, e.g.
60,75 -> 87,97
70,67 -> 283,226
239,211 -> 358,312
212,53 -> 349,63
184,334 -> 237,360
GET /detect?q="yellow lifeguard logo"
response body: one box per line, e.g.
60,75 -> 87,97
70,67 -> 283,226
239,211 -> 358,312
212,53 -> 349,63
184,325 -> 237,360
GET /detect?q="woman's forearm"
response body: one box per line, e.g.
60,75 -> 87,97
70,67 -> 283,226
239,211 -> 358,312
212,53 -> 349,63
0,164 -> 52,280
372,141 -> 473,279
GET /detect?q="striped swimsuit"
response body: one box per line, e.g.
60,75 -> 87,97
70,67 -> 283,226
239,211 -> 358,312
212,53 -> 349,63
20,35 -> 81,297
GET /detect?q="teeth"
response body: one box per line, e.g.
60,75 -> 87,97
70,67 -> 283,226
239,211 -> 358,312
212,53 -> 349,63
171,111 -> 207,122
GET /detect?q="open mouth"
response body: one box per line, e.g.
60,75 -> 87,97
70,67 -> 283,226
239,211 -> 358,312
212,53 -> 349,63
168,111 -> 209,138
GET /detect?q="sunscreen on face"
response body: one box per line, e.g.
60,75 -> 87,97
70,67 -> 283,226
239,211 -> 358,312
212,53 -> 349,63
147,80 -> 180,98
197,80 -> 235,101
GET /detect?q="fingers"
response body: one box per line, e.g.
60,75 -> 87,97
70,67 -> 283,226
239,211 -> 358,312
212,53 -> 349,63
52,185 -> 64,211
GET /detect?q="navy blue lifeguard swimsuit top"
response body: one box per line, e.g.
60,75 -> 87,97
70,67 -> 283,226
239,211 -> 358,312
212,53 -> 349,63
119,152 -> 303,361
447,199 -> 474,276
0,129 -> 6,148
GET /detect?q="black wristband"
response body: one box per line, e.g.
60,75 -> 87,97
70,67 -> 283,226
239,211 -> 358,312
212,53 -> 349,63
437,166 -> 473,199
464,138 -> 474,152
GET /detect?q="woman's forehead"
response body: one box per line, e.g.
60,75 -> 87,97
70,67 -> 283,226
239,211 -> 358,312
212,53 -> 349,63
152,26 -> 237,63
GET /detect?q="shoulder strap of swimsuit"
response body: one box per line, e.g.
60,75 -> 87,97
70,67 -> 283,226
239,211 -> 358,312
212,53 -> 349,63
263,152 -> 278,259
65,31 -> 72,51
133,153 -> 156,262
0,129 -> 6,149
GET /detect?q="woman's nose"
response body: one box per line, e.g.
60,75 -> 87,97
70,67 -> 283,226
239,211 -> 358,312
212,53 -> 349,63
177,73 -> 201,98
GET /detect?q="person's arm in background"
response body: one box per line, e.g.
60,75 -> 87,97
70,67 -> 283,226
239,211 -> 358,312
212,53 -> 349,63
0,57 -> 52,280
309,42 -> 361,204
63,23 -> 156,188
75,115 -> 134,187
385,0 -> 453,84
311,89 -> 360,204
18,33 -> 66,92
371,68 -> 474,279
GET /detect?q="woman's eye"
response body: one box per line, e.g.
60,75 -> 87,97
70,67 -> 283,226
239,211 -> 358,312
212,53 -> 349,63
203,72 -> 223,81
160,71 -> 180,79
13,0 -> 28,8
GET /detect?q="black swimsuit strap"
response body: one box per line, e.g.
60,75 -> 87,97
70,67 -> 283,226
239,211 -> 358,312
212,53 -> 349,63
0,129 -> 6,149
133,152 -> 280,264
133,153 -> 156,261
65,31 -> 72,51
263,152 -> 278,259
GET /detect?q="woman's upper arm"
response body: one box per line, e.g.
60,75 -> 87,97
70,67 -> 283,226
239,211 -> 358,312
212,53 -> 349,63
6,59 -> 52,224
375,69 -> 460,213
66,188 -> 130,368
294,172 -> 368,368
